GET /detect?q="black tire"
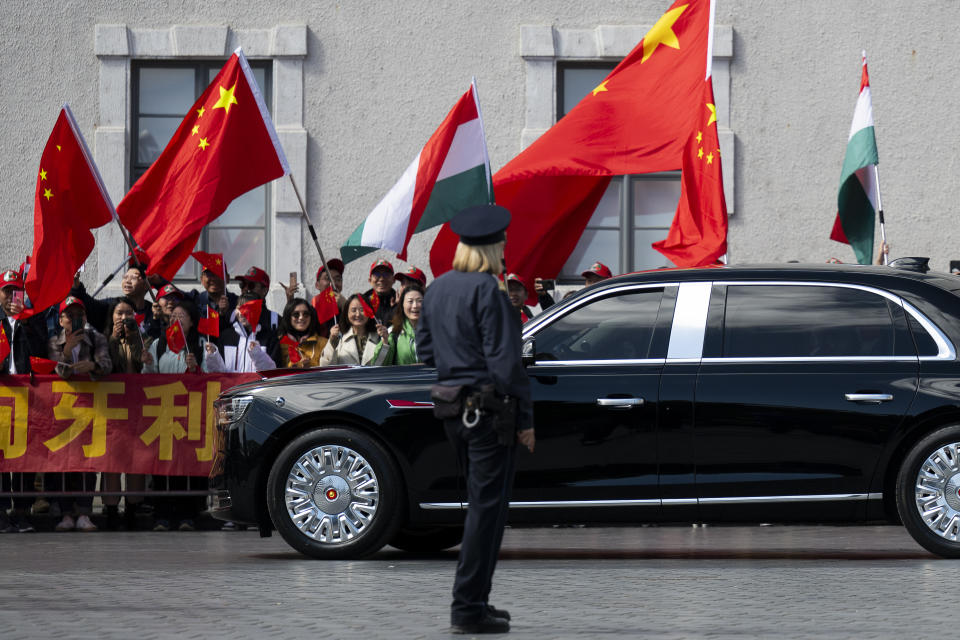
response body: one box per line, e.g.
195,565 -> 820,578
389,526 -> 464,553
896,424 -> 960,558
266,426 -> 402,559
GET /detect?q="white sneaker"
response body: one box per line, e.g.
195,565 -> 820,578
55,515 -> 75,531
76,515 -> 97,532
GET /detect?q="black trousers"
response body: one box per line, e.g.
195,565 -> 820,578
1,472 -> 36,511
444,415 -> 517,624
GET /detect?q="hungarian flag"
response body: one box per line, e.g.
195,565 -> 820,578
830,51 -> 879,265
197,307 -> 220,338
652,78 -> 727,265
24,106 -> 115,317
279,335 -> 303,364
430,0 -> 723,301
166,320 -> 187,354
29,357 -> 58,375
341,80 -> 492,263
236,298 -> 263,331
192,251 -> 228,282
117,48 -> 290,280
313,286 -> 339,324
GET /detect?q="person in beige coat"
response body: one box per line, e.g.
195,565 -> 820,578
319,294 -> 391,366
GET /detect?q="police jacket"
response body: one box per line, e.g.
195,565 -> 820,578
417,271 -> 532,431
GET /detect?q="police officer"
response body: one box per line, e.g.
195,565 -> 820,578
417,204 -> 535,635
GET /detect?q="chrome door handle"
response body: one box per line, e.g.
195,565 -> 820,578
844,393 -> 893,404
597,398 -> 644,409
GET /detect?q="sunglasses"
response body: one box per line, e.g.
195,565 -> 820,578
291,311 -> 311,319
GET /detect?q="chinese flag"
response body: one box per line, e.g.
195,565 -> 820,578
237,299 -> 263,330
24,106 -> 114,317
117,48 -> 290,281
279,335 -> 303,364
197,307 -> 220,338
430,0 -> 723,301
312,286 -> 339,324
651,78 -> 728,265
166,321 -> 187,354
29,357 -> 58,374
359,295 -> 376,319
0,326 -> 10,365
192,251 -> 227,282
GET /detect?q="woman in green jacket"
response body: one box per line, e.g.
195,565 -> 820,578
381,283 -> 424,365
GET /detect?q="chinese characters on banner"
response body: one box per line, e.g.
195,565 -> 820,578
0,373 -> 258,476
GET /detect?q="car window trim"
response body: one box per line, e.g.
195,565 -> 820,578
522,283 -> 677,367
708,280 -> 955,362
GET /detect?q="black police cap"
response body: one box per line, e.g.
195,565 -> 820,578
450,204 -> 511,246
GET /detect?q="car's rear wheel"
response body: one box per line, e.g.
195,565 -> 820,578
389,525 -> 464,553
266,427 -> 402,559
896,425 -> 960,558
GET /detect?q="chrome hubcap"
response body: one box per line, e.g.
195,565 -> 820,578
284,444 -> 379,545
914,442 -> 960,541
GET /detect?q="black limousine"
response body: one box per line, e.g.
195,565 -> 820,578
211,263 -> 960,559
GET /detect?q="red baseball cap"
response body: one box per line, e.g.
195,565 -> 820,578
395,266 -> 426,287
316,258 -> 345,282
505,273 -> 529,292
582,262 -> 613,279
157,284 -> 184,300
59,296 -> 85,314
0,269 -> 24,290
369,259 -> 394,276
236,266 -> 270,288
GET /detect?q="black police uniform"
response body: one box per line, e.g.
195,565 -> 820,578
416,204 -> 532,631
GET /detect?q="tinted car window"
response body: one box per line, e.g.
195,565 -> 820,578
535,288 -> 664,361
723,285 -> 900,358
906,313 -> 940,356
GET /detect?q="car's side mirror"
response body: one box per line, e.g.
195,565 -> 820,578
521,339 -> 536,366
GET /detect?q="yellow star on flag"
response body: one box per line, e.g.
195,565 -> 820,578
56,145 -> 61,151
706,152 -> 714,165
697,148 -> 703,159
43,188 -> 53,201
696,131 -> 702,144
592,80 -> 609,97
198,137 -> 210,151
215,258 -> 221,264
213,84 -> 239,115
706,103 -> 717,126
191,125 -> 200,136
197,106 -> 205,118
641,4 -> 687,63
39,168 -> 47,180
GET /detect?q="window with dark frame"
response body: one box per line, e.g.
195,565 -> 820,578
131,60 -> 273,282
556,62 -> 680,282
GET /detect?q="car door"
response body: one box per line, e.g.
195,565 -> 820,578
510,283 -> 674,519
694,281 -> 920,521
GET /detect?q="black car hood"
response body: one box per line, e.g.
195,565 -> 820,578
220,364 -> 437,398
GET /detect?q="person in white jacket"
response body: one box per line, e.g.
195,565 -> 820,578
204,295 -> 277,373
319,294 -> 391,366
141,300 -> 214,373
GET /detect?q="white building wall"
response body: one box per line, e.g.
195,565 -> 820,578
0,1 -> 956,308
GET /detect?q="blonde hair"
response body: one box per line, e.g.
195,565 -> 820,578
451,241 -> 505,275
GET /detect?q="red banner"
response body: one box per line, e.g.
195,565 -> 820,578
0,373 -> 258,476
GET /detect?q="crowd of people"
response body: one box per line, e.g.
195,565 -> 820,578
0,252 -> 614,534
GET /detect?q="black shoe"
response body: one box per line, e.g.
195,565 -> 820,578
487,605 -> 511,621
8,513 -> 35,533
451,613 -> 510,634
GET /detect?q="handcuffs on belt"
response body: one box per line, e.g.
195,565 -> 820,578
462,394 -> 482,428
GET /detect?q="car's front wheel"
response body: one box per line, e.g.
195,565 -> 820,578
896,425 -> 960,558
266,427 -> 402,559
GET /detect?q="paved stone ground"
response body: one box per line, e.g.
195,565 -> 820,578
0,524 -> 951,639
